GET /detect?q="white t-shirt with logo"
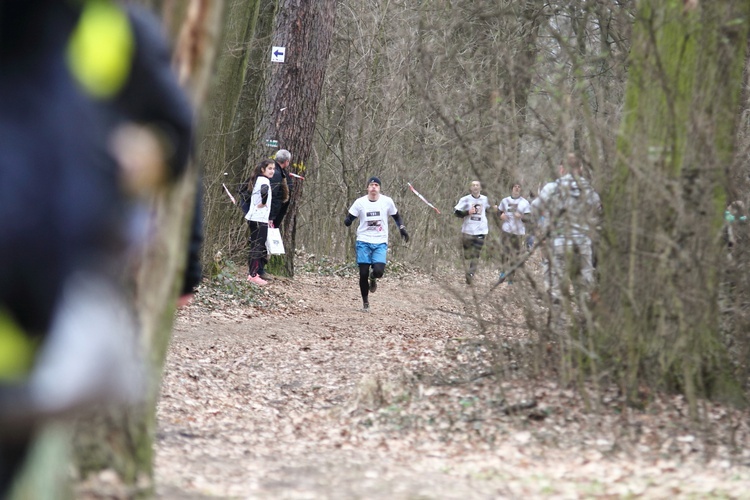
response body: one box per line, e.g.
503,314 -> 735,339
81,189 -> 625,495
498,196 -> 531,235
348,194 -> 398,244
454,194 -> 491,235
244,176 -> 272,223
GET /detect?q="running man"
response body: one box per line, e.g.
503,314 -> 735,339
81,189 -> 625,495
454,180 -> 493,285
344,177 -> 409,311
498,182 -> 532,284
532,154 -> 601,304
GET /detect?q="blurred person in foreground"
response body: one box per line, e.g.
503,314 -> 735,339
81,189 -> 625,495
0,0 -> 197,493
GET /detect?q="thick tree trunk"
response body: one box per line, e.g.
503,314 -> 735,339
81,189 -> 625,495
596,1 -> 749,411
244,0 -> 337,277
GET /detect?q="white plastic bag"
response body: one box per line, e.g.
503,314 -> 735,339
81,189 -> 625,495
265,227 -> 285,255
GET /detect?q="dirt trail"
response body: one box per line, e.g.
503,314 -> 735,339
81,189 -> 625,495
156,269 -> 750,499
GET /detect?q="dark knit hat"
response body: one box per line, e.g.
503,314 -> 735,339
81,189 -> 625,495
367,176 -> 381,186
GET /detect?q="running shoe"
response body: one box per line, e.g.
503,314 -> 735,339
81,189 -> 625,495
247,274 -> 268,285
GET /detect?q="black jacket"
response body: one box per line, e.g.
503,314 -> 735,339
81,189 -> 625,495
269,161 -> 294,223
0,0 -> 195,333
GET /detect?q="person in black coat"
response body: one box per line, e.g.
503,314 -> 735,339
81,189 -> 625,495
256,149 -> 293,280
270,149 -> 294,228
0,0 -> 197,493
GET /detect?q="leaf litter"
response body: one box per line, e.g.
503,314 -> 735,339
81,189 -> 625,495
156,261 -> 750,499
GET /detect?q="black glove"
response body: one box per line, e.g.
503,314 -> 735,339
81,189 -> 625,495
399,225 -> 410,243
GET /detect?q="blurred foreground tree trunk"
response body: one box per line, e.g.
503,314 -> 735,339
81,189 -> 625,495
596,1 -> 750,413
11,1 -> 226,498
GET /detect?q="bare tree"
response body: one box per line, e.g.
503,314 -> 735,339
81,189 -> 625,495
199,0 -> 337,278
596,0 -> 750,412
200,0 -> 276,269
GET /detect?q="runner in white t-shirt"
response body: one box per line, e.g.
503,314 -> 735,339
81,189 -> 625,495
454,180 -> 494,285
497,182 -> 532,284
344,177 -> 409,311
531,154 -> 601,305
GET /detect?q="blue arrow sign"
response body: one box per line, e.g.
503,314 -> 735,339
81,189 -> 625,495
271,46 -> 285,63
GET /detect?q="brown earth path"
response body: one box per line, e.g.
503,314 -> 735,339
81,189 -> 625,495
155,268 -> 750,499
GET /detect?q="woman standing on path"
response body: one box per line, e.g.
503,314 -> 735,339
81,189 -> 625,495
245,159 -> 275,285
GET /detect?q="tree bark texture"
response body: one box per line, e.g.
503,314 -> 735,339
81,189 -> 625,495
596,0 -> 749,410
66,1 -> 226,496
244,0 -> 337,277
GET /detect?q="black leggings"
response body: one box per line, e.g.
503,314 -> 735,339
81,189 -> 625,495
359,262 -> 385,302
461,233 -> 485,275
501,232 -> 524,278
247,220 -> 268,276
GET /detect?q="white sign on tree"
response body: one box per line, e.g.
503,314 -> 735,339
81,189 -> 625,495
271,46 -> 285,63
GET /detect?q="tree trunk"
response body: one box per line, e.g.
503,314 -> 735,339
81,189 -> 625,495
244,0 -> 337,277
11,2 -> 226,498
596,0 -> 749,411
200,0 -> 275,269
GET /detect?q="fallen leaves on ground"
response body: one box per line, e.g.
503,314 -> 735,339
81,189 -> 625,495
156,261 -> 750,499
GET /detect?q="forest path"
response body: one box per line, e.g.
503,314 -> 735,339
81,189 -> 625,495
155,268 -> 750,499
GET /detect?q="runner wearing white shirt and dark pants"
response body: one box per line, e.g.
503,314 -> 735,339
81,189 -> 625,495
498,182 -> 532,284
344,177 -> 409,311
531,154 -> 601,304
454,181 -> 493,285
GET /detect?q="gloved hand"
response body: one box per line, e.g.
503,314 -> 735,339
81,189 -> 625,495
399,225 -> 410,243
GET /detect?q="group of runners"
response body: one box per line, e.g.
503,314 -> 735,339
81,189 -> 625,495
455,154 -> 602,305
241,150 -> 602,313
337,153 -> 602,312
454,180 -> 534,285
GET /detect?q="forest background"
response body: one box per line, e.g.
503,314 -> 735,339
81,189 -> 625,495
11,0 -> 750,497
202,0 -> 750,411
